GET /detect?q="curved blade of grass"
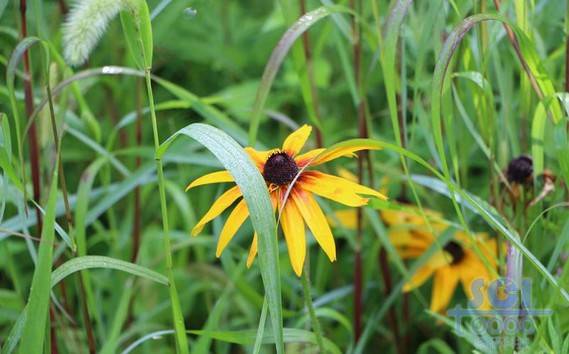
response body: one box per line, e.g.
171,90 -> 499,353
248,6 -> 338,145
51,255 -> 168,287
17,165 -> 58,354
121,328 -> 340,354
158,123 -> 283,354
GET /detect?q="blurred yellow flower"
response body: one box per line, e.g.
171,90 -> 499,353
384,208 -> 499,313
186,125 -> 387,276
329,205 -> 499,312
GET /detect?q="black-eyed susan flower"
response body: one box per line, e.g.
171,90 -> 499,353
186,125 -> 387,276
383,208 -> 499,313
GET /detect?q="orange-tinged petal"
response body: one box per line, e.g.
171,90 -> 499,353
292,190 -> 336,262
186,171 -> 233,191
295,148 -> 325,167
430,266 -> 459,313
216,199 -> 249,257
300,171 -> 387,207
247,233 -> 258,268
282,125 -> 312,156
280,197 -> 306,276
192,186 -> 242,236
310,143 -> 381,166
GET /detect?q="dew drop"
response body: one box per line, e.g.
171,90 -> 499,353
184,8 -> 197,17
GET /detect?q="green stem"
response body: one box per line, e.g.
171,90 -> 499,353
144,69 -> 190,354
301,262 -> 325,353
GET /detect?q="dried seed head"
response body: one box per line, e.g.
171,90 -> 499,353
506,155 -> 533,184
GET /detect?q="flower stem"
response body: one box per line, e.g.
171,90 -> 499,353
144,69 -> 190,354
301,262 -> 325,353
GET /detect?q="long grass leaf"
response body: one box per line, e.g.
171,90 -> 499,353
158,123 -> 284,353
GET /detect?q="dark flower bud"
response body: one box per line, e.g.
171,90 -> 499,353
506,155 -> 533,184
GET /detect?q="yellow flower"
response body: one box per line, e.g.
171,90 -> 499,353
384,209 -> 499,313
186,125 -> 387,276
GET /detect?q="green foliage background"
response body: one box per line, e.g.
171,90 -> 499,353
1,0 -> 569,353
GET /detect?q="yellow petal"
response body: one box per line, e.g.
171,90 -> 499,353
245,193 -> 278,267
389,229 -> 433,250
403,250 -> 451,292
403,265 -> 436,292
186,171 -> 233,191
337,168 -> 358,182
300,171 -> 387,207
282,125 -> 312,156
295,148 -> 325,167
216,199 -> 249,257
244,147 -> 274,169
430,266 -> 459,313
247,233 -> 258,268
381,207 -> 446,228
280,198 -> 306,276
191,186 -> 242,236
292,190 -> 336,262
310,143 -> 381,166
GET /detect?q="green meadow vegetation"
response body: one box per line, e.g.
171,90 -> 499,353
1,0 -> 569,353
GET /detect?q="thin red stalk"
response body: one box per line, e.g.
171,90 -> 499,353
351,0 -> 364,341
131,78 -> 143,262
78,276 -> 97,353
57,0 -> 68,15
49,307 -> 59,354
20,0 -> 42,235
126,79 -> 144,329
299,0 -> 323,148
566,23 -> 569,93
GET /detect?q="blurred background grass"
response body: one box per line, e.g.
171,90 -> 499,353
1,0 -> 569,353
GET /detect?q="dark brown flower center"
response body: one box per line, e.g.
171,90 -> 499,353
506,155 -> 533,184
443,241 -> 465,265
263,151 -> 299,186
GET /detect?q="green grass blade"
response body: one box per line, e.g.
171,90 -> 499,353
17,166 -> 58,354
50,255 -> 169,287
248,6 -> 334,146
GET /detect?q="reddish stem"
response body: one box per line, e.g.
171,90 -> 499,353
352,0 -> 364,340
131,78 -> 143,262
299,0 -> 323,148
